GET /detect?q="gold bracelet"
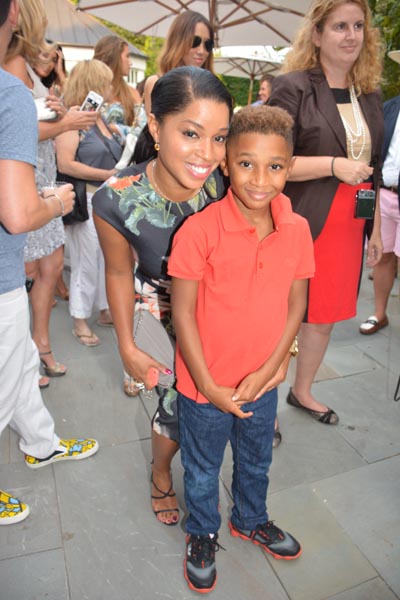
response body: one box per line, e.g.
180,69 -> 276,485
289,336 -> 299,357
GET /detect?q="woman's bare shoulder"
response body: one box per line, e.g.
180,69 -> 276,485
3,55 -> 32,88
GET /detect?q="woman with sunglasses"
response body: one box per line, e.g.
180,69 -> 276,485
143,10 -> 215,118
117,12 -> 215,174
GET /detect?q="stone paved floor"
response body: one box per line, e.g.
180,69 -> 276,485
0,266 -> 399,600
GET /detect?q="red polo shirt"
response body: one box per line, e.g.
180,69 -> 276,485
168,188 -> 315,403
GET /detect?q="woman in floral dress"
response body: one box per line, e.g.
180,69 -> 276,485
93,67 -> 232,525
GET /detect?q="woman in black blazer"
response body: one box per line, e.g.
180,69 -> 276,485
269,0 -> 384,428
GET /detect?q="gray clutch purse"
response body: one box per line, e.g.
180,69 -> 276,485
133,309 -> 175,388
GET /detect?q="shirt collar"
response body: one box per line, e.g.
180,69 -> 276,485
221,187 -> 296,232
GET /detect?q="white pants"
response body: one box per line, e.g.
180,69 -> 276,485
0,287 -> 59,458
67,195 -> 108,319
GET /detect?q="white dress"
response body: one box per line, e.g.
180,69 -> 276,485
23,64 -> 65,262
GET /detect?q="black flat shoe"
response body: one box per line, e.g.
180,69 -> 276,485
286,388 -> 339,425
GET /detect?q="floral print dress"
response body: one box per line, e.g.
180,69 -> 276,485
93,160 -> 225,442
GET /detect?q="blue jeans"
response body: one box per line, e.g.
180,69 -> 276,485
178,389 -> 278,535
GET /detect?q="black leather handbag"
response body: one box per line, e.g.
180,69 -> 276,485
56,171 -> 89,225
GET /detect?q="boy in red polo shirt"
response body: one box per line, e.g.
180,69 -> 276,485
168,105 -> 315,594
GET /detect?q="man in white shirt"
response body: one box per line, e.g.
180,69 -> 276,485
360,50 -> 400,335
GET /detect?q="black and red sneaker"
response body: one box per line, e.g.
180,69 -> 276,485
229,520 -> 302,560
184,533 -> 221,593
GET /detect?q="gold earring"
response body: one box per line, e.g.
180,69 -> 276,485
154,142 -> 160,152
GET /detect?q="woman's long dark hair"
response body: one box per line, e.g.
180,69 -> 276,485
41,41 -> 66,89
132,66 -> 232,164
158,10 -> 215,74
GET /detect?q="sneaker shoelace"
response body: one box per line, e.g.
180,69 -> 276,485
255,521 -> 285,544
190,535 -> 225,567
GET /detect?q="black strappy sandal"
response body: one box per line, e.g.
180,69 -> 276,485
151,472 -> 180,526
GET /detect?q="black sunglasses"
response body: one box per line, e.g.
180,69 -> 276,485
192,35 -> 214,53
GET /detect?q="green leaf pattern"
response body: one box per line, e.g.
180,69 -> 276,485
105,170 -> 215,234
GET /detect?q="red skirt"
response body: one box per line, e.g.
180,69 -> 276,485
307,182 -> 372,324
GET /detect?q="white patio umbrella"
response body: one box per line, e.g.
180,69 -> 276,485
76,0 -> 310,47
213,45 -> 288,104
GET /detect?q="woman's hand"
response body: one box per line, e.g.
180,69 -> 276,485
366,230 -> 383,267
333,157 -> 373,186
45,93 -> 66,118
60,106 -> 97,132
53,51 -> 66,85
121,346 -> 171,390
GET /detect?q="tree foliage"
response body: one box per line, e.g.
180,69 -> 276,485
369,0 -> 400,100
71,0 -> 399,102
87,18 -> 164,77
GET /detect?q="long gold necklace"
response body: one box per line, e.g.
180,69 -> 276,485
151,160 -> 203,203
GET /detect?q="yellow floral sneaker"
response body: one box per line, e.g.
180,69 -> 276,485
0,489 -> 30,525
25,438 -> 99,469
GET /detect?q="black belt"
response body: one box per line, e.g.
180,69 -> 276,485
383,185 -> 398,193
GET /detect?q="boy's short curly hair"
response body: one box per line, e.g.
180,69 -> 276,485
228,105 -> 294,150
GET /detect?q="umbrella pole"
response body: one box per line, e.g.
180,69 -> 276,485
210,0 -> 219,47
247,76 -> 255,105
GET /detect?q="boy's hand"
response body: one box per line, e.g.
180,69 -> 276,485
232,371 -> 270,404
208,386 -> 253,419
254,353 -> 292,399
233,353 -> 292,403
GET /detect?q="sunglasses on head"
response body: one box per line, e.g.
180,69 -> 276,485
37,54 -> 58,66
192,35 -> 214,53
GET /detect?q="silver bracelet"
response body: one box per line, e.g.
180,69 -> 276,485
53,192 -> 65,217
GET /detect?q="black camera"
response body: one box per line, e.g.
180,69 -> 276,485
355,189 -> 375,220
